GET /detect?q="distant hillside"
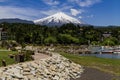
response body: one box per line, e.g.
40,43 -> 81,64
0,18 -> 34,24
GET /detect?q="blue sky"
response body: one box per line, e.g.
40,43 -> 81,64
0,0 -> 120,26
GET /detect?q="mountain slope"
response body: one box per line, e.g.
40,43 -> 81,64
0,18 -> 34,24
34,12 -> 85,26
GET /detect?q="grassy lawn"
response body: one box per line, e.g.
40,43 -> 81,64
60,52 -> 120,76
0,51 -> 18,67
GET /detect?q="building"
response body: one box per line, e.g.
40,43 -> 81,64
0,28 -> 7,40
102,32 -> 112,38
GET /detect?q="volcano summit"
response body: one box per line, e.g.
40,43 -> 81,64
34,12 -> 85,26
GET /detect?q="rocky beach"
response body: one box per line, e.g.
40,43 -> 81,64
0,52 -> 83,80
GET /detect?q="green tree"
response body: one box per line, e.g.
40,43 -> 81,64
102,37 -> 118,46
44,36 -> 57,44
58,34 -> 79,44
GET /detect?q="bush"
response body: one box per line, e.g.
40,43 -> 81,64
23,50 -> 34,61
11,47 -> 17,51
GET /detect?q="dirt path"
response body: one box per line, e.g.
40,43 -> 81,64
73,67 -> 120,80
31,53 -> 50,60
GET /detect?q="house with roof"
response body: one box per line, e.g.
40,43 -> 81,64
0,28 -> 7,40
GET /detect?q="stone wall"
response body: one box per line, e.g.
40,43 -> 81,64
0,53 -> 83,80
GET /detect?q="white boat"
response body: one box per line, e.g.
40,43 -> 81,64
113,49 -> 120,54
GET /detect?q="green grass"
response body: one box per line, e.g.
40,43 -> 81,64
60,52 -> 120,76
0,51 -> 18,67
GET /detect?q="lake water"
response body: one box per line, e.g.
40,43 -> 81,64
80,54 -> 120,59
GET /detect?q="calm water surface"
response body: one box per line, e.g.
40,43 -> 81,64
80,54 -> 120,59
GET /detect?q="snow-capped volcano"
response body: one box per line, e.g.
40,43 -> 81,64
34,12 -> 85,26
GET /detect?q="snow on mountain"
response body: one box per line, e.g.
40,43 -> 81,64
34,12 -> 85,26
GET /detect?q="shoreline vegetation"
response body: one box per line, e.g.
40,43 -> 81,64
59,52 -> 120,76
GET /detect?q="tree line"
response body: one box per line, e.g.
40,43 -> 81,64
0,22 -> 120,46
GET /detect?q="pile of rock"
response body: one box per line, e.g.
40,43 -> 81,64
0,53 -> 83,80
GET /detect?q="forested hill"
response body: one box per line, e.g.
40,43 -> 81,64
0,22 -> 120,46
0,18 -> 34,24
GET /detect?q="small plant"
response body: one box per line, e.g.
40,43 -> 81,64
112,78 -> 119,80
11,47 -> 17,51
23,50 -> 34,61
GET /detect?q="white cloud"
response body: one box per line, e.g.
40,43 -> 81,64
40,5 -> 73,16
70,8 -> 84,16
40,10 -> 59,16
0,5 -> 71,20
79,16 -> 82,19
0,6 -> 42,20
79,0 -> 101,7
87,15 -> 94,18
60,4 -> 73,11
70,9 -> 79,16
69,0 -> 101,7
42,0 -> 60,6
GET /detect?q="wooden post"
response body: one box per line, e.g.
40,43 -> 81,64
19,54 -> 24,62
1,59 -> 6,67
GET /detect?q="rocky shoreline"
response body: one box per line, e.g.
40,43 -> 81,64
0,52 -> 83,80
